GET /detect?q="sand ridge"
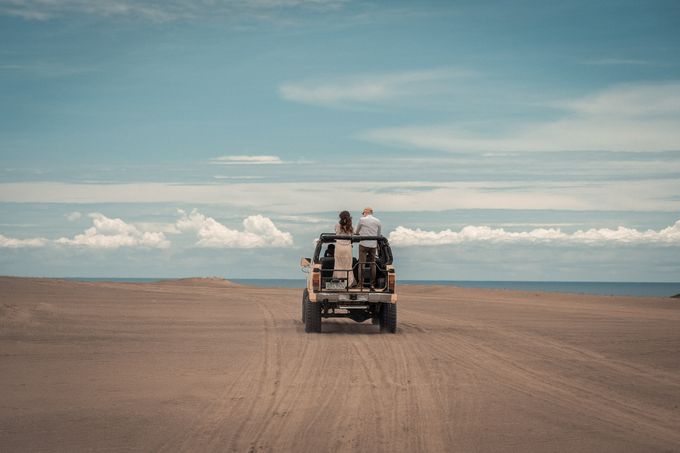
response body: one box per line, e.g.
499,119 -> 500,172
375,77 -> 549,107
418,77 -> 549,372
1,277 -> 679,452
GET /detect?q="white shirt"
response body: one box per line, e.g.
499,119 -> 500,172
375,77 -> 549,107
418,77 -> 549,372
355,214 -> 381,248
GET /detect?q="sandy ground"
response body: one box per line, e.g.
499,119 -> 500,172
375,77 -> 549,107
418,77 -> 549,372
1,277 -> 679,452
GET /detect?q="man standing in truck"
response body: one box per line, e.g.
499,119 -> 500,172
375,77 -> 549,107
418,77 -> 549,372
355,207 -> 382,289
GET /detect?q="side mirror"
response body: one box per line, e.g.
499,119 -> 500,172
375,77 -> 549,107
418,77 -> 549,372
300,257 -> 311,268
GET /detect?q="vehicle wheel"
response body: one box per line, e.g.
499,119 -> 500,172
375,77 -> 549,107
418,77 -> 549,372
379,303 -> 397,333
302,289 -> 309,323
304,299 -> 322,333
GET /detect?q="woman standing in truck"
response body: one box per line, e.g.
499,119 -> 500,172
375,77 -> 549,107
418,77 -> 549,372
333,210 -> 355,288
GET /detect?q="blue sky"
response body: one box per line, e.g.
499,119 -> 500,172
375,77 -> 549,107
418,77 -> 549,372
1,0 -> 679,280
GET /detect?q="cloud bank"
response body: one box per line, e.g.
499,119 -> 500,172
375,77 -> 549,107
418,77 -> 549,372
389,220 -> 680,247
56,213 -> 171,249
4,212 -> 679,251
364,82 -> 680,152
42,210 -> 295,249
2,211 -> 294,250
177,209 -> 293,248
2,179 -> 678,212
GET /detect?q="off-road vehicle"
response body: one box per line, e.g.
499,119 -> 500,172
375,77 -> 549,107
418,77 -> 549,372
300,234 -> 397,333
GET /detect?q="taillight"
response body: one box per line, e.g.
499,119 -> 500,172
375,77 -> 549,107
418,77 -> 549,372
312,271 -> 320,290
388,273 -> 396,291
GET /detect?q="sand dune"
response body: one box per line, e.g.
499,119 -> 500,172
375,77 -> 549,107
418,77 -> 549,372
1,277 -> 679,452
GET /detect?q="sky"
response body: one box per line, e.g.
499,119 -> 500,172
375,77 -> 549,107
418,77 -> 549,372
1,0 -> 679,281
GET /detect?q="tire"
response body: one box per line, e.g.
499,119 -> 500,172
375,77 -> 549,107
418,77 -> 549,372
302,289 -> 309,323
379,303 -> 397,333
304,298 -> 322,333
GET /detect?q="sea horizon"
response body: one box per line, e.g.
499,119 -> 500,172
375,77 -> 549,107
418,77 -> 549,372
18,277 -> 679,298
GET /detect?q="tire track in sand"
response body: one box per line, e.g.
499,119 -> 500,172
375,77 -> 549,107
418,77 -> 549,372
231,298 -> 311,451
398,319 -> 484,451
220,298 -> 284,451
348,337 -> 387,450
156,294 -> 285,452
155,304 -> 265,452
400,308 -> 680,450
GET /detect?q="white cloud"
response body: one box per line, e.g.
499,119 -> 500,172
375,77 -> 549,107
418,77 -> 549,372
279,68 -> 474,107
0,233 -> 48,248
211,155 -> 283,165
0,0 -> 348,22
278,214 -> 329,224
176,209 -> 293,248
3,211 -> 292,250
56,213 -> 170,249
1,179 -> 679,213
492,223 -> 577,228
363,81 -> 680,152
389,220 -> 680,247
134,222 -> 180,234
559,82 -> 680,117
65,211 -> 82,221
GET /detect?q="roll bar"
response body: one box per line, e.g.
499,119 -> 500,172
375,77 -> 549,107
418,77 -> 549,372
317,234 -> 387,243
313,233 -> 393,265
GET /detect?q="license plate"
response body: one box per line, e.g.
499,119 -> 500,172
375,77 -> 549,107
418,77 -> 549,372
339,294 -> 368,302
325,281 -> 346,290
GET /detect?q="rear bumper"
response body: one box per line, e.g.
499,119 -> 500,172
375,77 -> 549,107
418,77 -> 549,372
309,291 -> 397,303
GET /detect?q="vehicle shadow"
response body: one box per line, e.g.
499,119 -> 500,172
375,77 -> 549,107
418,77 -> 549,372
297,319 -> 383,335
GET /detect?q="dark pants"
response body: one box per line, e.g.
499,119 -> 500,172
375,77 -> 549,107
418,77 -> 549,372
358,245 -> 376,287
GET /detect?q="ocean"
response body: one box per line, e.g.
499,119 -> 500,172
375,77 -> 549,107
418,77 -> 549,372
63,278 -> 680,297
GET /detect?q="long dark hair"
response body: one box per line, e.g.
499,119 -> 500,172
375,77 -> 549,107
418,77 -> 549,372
338,210 -> 353,234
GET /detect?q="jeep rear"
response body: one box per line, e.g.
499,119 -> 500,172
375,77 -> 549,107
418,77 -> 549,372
300,234 -> 397,333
